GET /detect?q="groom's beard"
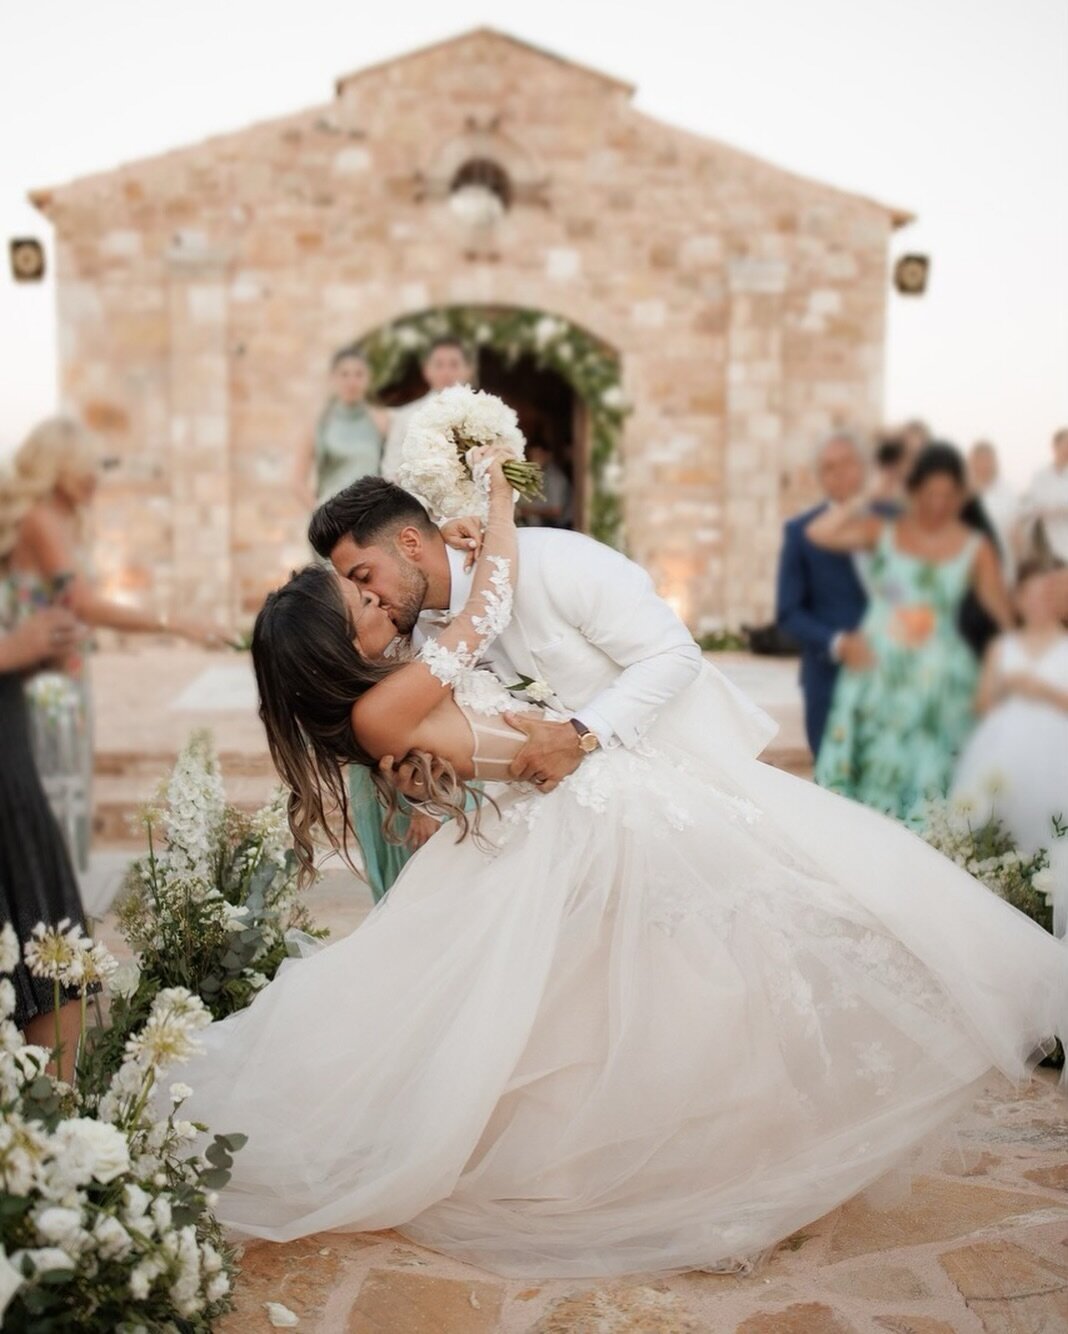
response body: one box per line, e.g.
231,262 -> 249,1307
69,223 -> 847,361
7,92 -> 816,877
387,560 -> 430,636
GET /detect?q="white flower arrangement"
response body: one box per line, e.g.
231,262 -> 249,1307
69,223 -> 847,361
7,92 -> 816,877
922,798 -> 1060,932
0,924 -> 241,1328
396,384 -> 544,521
78,734 -> 327,1100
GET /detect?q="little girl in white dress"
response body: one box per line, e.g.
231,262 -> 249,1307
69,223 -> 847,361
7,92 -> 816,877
953,562 -> 1068,933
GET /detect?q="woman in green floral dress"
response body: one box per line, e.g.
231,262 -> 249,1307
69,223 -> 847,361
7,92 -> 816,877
810,444 -> 1014,826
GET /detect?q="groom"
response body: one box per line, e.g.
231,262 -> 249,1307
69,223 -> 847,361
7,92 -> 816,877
309,477 -> 703,796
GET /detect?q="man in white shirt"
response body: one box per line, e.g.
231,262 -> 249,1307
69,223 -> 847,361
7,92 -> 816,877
1020,427 -> 1068,564
381,337 -> 474,481
968,440 -> 1020,579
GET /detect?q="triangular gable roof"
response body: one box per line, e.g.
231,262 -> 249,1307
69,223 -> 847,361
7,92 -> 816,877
334,26 -> 636,98
30,27 -> 909,225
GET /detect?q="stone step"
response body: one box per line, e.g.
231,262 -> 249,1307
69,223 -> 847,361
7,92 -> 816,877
90,746 -> 811,849
94,750 -> 275,780
92,772 -> 279,847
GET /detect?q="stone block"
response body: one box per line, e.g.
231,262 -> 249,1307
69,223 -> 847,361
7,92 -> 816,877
345,1269 -> 503,1332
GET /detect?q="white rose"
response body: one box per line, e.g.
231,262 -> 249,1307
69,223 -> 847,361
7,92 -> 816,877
0,1246 -> 24,1321
0,924 -> 19,975
0,980 -> 14,1019
524,680 -> 555,703
34,1206 -> 84,1250
49,1119 -> 130,1187
109,959 -> 142,1000
92,1215 -> 132,1260
601,385 -> 626,411
265,1301 -> 300,1327
13,1247 -> 75,1276
207,1272 -> 231,1303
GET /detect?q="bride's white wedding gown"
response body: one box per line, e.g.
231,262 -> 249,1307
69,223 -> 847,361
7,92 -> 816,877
179,662 -> 1068,1279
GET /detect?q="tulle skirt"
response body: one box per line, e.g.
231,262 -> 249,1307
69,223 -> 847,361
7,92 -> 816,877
179,667 -> 1068,1277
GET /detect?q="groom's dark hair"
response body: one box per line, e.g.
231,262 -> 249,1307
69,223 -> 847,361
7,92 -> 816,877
308,477 -> 437,557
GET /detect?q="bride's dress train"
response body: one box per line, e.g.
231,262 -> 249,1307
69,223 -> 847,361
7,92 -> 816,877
179,664 -> 1068,1278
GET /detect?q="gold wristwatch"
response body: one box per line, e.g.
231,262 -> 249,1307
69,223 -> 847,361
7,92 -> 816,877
570,719 -> 600,754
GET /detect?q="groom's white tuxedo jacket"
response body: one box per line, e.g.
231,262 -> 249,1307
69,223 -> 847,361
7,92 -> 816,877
415,528 -> 703,748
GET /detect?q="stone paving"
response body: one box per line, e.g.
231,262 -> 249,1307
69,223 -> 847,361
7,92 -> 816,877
88,648 -> 1068,1332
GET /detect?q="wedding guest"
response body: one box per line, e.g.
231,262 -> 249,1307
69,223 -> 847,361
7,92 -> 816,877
0,416 -> 224,869
517,440 -> 573,529
968,441 -> 1020,579
292,346 -> 390,510
1019,427 -> 1068,564
952,561 -> 1068,934
0,602 -> 90,1078
899,418 -> 932,456
870,436 -> 910,509
809,442 -> 1014,825
775,432 -> 871,755
381,337 -> 474,480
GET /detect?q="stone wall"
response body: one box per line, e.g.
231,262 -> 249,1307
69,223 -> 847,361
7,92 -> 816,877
34,29 -> 896,630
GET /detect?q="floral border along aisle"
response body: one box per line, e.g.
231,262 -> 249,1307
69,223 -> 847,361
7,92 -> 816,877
0,921 -> 241,1330
1,732 -> 325,1328
359,305 -> 629,547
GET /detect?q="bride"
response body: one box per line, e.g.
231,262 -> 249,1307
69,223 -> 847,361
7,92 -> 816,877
179,447 -> 1068,1279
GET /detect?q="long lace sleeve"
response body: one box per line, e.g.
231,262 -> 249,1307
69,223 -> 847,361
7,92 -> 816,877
418,476 -> 517,687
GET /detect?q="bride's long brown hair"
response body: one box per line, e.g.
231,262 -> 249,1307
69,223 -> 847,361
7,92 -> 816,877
252,564 -> 480,887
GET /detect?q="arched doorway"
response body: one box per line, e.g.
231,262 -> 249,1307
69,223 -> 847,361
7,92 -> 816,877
359,306 -> 626,547
377,344 -> 580,530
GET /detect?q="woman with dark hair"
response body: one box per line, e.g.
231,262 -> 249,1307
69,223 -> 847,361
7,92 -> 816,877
0,603 -> 89,1078
808,442 -> 1015,823
171,445 -> 1068,1281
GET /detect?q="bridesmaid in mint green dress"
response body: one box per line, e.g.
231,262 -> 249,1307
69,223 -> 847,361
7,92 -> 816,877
295,347 -> 415,900
808,444 -> 1013,826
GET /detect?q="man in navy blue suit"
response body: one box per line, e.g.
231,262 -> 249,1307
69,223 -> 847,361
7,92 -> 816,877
776,433 -> 874,757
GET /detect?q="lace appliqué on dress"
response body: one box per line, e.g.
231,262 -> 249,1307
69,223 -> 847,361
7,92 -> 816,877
470,557 -> 514,645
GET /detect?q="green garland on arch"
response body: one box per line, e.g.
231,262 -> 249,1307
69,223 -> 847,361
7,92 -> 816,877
358,306 -> 628,548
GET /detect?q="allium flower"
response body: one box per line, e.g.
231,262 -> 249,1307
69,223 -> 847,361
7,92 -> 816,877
64,939 -> 118,989
125,989 -> 211,1070
23,919 -> 85,983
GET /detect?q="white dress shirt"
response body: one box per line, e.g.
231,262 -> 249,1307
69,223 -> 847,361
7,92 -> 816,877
1021,465 -> 1068,563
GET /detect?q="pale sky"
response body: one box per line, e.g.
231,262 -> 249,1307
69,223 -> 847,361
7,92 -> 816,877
1,0 -> 1065,485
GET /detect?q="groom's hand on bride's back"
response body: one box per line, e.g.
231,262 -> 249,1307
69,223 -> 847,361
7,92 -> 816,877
503,713 -> 584,793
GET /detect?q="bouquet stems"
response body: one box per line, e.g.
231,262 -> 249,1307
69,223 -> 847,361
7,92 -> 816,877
499,459 -> 545,501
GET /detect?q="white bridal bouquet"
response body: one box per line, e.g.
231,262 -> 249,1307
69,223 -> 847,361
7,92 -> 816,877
396,384 -> 544,520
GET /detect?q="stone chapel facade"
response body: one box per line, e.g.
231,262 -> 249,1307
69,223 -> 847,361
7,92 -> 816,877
31,28 -> 907,630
